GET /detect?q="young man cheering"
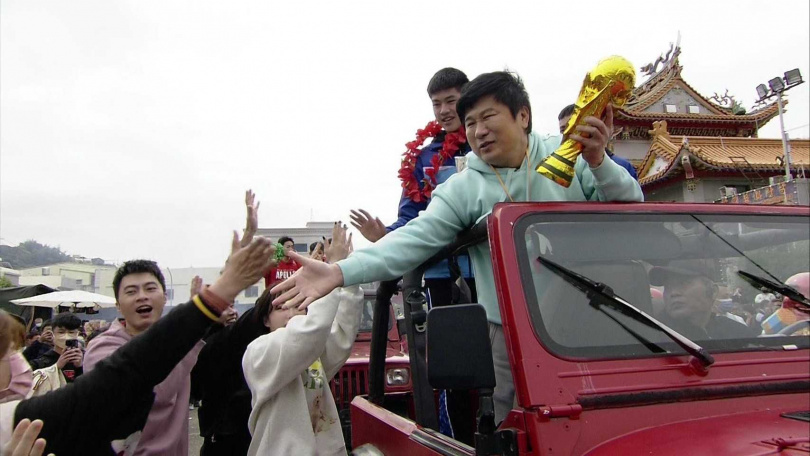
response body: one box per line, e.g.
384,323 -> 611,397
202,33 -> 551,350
275,71 -> 643,422
84,260 -> 201,456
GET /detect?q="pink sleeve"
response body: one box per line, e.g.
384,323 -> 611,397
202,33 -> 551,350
83,338 -> 122,372
7,353 -> 33,400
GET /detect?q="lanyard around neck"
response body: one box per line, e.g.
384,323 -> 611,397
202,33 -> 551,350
489,147 -> 531,203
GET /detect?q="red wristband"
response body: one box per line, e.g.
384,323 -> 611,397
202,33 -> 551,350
200,286 -> 232,315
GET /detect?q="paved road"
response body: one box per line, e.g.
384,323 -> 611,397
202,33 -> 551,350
189,407 -> 203,455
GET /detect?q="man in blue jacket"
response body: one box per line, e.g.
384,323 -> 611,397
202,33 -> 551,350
350,67 -> 476,307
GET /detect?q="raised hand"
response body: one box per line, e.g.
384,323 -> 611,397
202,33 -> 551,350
350,209 -> 387,243
272,251 -> 344,311
2,419 -> 50,456
309,242 -> 325,261
570,104 -> 613,167
210,232 -> 276,303
324,222 -> 353,264
240,190 -> 260,249
190,275 -> 203,297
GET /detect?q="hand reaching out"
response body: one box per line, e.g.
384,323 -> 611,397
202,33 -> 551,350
210,231 -> 277,303
309,242 -> 325,261
2,419 -> 51,456
324,222 -> 353,263
350,209 -> 387,243
190,275 -> 203,297
239,190 -> 260,250
272,252 -> 344,311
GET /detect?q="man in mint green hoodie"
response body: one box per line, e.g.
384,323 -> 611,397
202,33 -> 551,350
274,71 -> 643,422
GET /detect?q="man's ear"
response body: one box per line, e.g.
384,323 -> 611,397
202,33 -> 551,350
518,106 -> 530,130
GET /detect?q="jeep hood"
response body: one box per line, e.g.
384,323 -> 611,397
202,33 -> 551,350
587,409 -> 809,455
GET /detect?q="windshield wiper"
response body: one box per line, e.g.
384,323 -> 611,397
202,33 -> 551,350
737,270 -> 810,311
537,256 -> 715,369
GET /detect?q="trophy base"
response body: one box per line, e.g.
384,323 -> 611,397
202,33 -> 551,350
536,153 -> 575,188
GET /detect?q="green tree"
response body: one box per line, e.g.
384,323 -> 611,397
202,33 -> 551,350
0,276 -> 13,288
0,240 -> 73,269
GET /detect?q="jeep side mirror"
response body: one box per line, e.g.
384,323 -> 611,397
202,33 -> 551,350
427,304 -> 495,390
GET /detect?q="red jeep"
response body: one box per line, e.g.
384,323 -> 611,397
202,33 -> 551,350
350,202 -> 810,455
332,284 -> 411,447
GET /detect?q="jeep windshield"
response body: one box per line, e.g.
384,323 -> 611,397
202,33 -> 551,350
516,211 -> 810,359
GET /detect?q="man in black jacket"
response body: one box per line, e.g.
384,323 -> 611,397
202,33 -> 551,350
191,288 -> 272,455
650,259 -> 758,340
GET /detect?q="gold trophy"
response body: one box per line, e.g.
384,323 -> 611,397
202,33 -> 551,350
536,56 -> 636,187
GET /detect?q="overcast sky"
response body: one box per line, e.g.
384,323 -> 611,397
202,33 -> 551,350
2,0 -> 808,268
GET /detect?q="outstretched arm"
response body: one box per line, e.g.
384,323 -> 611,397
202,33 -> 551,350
10,233 -> 276,454
240,189 -> 260,248
320,285 -> 364,379
273,183 -> 470,310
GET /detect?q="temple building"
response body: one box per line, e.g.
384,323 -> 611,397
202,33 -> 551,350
610,44 -> 809,204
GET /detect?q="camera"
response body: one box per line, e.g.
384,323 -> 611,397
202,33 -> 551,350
65,339 -> 79,349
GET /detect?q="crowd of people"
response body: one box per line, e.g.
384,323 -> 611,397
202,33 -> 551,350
0,66 -> 806,456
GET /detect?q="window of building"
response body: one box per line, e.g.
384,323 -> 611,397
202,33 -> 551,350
166,289 -> 174,300
664,104 -> 677,113
294,243 -> 308,253
688,105 -> 700,114
245,286 -> 259,298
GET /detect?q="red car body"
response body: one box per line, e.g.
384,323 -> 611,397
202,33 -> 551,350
350,202 -> 810,455
331,288 -> 410,446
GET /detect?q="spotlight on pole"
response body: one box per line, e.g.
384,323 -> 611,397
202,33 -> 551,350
768,77 -> 785,93
755,67 -> 804,183
755,84 -> 769,100
784,68 -> 803,87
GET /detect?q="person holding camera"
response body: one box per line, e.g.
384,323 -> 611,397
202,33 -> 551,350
27,313 -> 83,383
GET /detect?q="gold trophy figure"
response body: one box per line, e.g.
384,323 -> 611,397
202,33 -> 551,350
537,56 -> 636,187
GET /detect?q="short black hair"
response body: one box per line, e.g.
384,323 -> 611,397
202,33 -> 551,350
427,68 -> 469,96
278,236 -> 294,246
558,104 -> 576,120
456,71 -> 532,134
254,282 -> 283,328
50,312 -> 82,331
309,241 -> 322,254
42,319 -> 52,330
112,259 -> 166,300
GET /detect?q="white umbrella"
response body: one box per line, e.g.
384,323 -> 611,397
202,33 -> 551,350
11,290 -> 117,309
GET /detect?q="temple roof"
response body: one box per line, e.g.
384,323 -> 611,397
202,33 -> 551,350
637,121 -> 810,188
615,45 -> 782,138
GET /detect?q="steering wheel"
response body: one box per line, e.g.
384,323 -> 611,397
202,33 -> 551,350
777,320 -> 810,336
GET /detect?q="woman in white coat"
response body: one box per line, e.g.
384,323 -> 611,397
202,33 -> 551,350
243,224 -> 362,456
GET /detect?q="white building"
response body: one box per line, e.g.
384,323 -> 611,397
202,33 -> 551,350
19,262 -> 117,293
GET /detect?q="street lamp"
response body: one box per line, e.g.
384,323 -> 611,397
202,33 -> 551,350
755,68 -> 805,182
165,267 -> 174,305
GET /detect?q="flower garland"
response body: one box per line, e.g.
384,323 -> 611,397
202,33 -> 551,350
398,121 -> 467,203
